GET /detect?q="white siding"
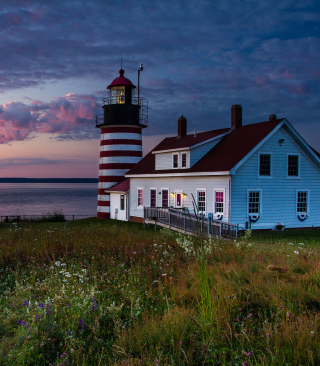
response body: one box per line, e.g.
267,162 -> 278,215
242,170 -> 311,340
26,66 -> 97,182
130,175 -> 230,221
190,139 -> 222,166
231,127 -> 320,229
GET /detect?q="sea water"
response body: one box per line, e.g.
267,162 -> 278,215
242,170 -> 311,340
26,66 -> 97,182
0,183 -> 97,218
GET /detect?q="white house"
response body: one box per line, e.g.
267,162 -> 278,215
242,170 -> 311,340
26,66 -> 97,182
119,105 -> 320,230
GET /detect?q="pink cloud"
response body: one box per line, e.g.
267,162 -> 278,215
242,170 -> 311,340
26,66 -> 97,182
0,94 -> 99,144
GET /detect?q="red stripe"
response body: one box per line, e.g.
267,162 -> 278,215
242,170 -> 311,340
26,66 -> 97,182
101,127 -> 142,134
98,175 -> 124,183
97,200 -> 110,207
97,212 -> 110,219
100,150 -> 142,158
100,139 -> 142,146
98,189 -> 112,195
99,163 -> 134,170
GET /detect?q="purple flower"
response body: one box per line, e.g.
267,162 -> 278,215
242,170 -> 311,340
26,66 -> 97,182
79,319 -> 83,326
68,301 -> 71,307
239,308 -> 243,312
248,352 -> 252,356
180,341 -> 183,345
18,319 -> 22,326
267,333 -> 270,337
243,362 -> 248,366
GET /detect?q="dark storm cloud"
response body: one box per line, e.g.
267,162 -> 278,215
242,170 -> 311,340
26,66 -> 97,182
0,0 -> 319,149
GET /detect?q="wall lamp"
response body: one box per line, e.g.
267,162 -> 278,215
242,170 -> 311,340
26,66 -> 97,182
279,138 -> 284,146
182,193 -> 187,198
170,192 -> 175,197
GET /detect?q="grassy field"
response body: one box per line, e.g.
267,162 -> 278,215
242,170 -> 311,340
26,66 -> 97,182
0,218 -> 320,365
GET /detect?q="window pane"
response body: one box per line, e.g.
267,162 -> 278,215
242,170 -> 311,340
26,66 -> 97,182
260,154 -> 271,176
297,191 -> 307,212
198,191 -> 206,212
182,153 -> 187,167
120,195 -> 125,210
150,189 -> 156,207
162,190 -> 169,208
138,189 -> 143,206
176,193 -> 182,207
249,191 -> 260,214
173,154 -> 178,168
215,191 -> 224,213
288,155 -> 299,176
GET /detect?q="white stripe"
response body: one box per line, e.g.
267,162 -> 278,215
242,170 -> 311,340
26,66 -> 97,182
100,144 -> 142,152
98,182 -> 117,189
98,195 -> 110,201
97,206 -> 110,213
99,156 -> 142,164
99,169 -> 129,176
101,132 -> 142,140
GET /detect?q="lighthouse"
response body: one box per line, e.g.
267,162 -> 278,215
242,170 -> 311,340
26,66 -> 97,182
96,67 -> 148,219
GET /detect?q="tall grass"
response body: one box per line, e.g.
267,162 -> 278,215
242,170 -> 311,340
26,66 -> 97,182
0,219 -> 320,365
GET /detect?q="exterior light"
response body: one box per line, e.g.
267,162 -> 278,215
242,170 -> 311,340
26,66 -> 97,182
170,192 -> 174,196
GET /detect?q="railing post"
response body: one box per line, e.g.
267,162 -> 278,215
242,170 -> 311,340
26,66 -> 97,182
143,208 -> 146,229
184,216 -> 186,233
169,210 -> 171,229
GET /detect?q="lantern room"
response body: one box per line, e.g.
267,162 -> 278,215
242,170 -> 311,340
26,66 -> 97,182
96,68 -> 148,128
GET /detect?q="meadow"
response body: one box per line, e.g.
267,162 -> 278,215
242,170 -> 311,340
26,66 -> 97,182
0,218 -> 319,365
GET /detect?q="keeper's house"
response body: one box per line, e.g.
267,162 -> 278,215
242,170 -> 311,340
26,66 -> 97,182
121,105 -> 320,230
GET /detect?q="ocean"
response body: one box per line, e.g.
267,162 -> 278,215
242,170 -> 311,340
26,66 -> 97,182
0,183 -> 98,219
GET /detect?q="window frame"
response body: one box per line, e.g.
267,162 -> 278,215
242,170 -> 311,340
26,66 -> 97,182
120,195 -> 125,211
172,153 -> 179,169
161,188 -> 169,208
150,188 -> 157,208
181,152 -> 187,168
258,152 -> 272,178
214,189 -> 225,215
197,189 -> 206,215
137,188 -> 144,208
296,190 -> 309,214
247,189 -> 262,217
287,154 -> 300,179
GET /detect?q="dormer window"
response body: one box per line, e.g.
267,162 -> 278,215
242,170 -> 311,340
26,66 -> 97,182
173,153 -> 178,168
181,153 -> 187,168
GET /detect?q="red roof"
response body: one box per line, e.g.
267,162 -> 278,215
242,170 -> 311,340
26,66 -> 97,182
153,127 -> 231,151
127,119 -> 286,175
104,178 -> 130,193
107,69 -> 136,89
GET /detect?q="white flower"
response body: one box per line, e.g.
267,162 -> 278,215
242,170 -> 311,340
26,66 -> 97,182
288,243 -> 293,245
294,251 -> 299,255
55,261 -> 61,266
299,243 -> 304,246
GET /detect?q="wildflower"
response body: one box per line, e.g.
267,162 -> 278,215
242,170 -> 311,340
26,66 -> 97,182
267,333 -> 270,337
281,306 -> 284,309
180,341 -> 183,345
299,243 -> 304,245
55,261 -> 61,266
288,243 -> 293,245
294,251 -> 299,254
247,352 -> 252,356
243,362 -> 248,366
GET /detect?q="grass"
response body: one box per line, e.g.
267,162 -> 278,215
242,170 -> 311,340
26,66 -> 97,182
0,220 -> 319,365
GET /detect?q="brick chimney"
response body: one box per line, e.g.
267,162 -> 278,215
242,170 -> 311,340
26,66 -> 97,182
231,105 -> 242,129
178,115 -> 187,137
269,114 -> 277,121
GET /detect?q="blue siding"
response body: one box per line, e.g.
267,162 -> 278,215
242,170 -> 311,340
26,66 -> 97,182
231,127 -> 320,229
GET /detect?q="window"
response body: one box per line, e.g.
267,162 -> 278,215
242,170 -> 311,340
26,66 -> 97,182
138,189 -> 143,206
120,195 -> 125,210
150,189 -> 157,207
248,191 -> 260,214
197,190 -> 206,213
259,154 -> 271,176
297,191 -> 308,213
173,154 -> 178,168
181,153 -> 187,168
162,189 -> 169,208
288,155 -> 299,177
215,190 -> 224,214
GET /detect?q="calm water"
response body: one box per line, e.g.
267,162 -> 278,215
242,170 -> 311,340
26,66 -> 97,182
0,183 -> 98,218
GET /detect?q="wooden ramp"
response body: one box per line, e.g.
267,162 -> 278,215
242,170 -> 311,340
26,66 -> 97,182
144,208 -> 238,238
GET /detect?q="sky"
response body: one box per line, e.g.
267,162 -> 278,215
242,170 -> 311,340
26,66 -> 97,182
0,0 -> 319,178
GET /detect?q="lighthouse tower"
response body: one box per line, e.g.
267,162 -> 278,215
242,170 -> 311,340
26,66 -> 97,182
96,68 -> 148,219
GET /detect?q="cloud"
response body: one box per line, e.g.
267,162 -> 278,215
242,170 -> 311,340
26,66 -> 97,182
0,93 -> 100,143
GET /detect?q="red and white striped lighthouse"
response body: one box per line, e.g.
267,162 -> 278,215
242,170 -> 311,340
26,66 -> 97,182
96,68 -> 147,218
